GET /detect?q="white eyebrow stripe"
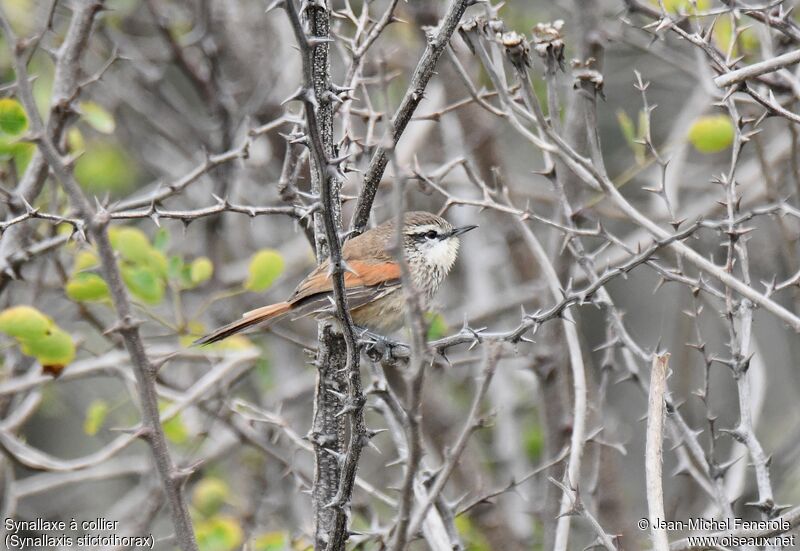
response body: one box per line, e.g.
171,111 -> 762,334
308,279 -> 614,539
408,225 -> 446,235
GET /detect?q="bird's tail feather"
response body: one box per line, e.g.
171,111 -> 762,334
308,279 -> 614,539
193,302 -> 291,346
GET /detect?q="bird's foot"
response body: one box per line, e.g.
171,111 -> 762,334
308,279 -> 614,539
356,327 -> 402,362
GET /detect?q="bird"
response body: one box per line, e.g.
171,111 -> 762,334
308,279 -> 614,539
194,211 -> 477,345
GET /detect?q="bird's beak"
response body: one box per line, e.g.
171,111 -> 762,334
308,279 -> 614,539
450,224 -> 478,237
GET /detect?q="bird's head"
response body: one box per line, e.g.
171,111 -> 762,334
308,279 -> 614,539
402,212 -> 477,273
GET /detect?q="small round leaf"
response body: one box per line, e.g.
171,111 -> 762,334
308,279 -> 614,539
21,326 -> 75,370
193,478 -> 230,517
0,306 -> 51,340
84,399 -> 109,436
109,227 -> 152,264
245,249 -> 284,292
688,115 -> 734,153
74,250 -> 100,272
74,143 -> 137,194
122,265 -> 165,304
195,516 -> 243,551
79,101 -> 115,134
66,272 -> 110,302
0,98 -> 28,135
162,413 -> 189,444
190,257 -> 214,285
426,312 -> 448,341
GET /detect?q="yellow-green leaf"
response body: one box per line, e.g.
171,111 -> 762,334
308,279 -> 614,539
67,127 -> 85,154
190,257 -> 214,285
122,265 -> 165,304
426,312 -> 448,341
109,227 -> 152,264
146,248 -> 169,277
245,249 -> 284,292
455,516 -> 491,551
74,143 -> 137,194
66,272 -> 110,302
74,250 -> 99,272
616,110 -> 635,144
163,412 -> 189,444
657,0 -> 710,14
0,98 -> 28,135
0,305 -> 50,340
688,115 -> 734,153
21,326 -> 75,369
195,516 -> 243,551
0,306 -> 75,373
12,141 -> 34,174
80,101 -> 115,134
84,399 -> 109,436
524,424 -> 544,461
193,478 -> 230,517
252,532 -> 287,551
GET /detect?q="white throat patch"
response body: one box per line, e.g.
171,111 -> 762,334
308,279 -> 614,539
425,237 -> 459,274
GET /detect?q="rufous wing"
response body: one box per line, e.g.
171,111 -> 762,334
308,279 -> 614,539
290,260 -> 401,303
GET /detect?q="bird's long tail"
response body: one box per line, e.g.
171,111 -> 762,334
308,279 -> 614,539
193,302 -> 292,346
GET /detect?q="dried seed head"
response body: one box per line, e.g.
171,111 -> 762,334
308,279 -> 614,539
501,31 -> 531,69
572,57 -> 604,95
532,20 -> 565,68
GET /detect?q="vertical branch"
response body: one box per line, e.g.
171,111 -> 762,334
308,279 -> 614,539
512,216 -> 587,551
645,353 -> 670,551
380,57 -> 431,551
0,12 -> 199,551
277,2 -> 364,549
306,1 -> 347,545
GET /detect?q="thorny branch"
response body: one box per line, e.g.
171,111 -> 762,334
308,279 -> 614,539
3,1 -> 800,549
0,10 -> 199,550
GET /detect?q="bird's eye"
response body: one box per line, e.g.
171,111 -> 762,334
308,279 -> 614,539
424,230 -> 438,239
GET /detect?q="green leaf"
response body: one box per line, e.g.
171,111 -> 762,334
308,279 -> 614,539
122,265 -> 165,304
190,257 -> 214,285
74,250 -> 100,272
168,255 -> 184,281
0,306 -> 75,373
193,478 -> 230,517
252,532 -> 287,551
657,0 -> 710,13
20,326 -> 75,368
74,143 -> 137,194
66,272 -> 110,302
79,101 -> 115,134
245,249 -> 284,292
12,141 -> 34,174
426,312 -> 448,341
0,98 -> 28,135
455,516 -> 491,551
196,516 -> 243,551
163,412 -> 189,444
146,249 -> 169,277
153,227 -> 170,251
688,115 -> 734,153
83,399 -> 109,435
616,110 -> 635,144
524,424 -> 544,461
109,226 -> 152,264
0,305 -> 50,340
67,127 -> 85,154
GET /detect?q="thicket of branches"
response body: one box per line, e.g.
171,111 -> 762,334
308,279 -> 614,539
1,0 -> 800,550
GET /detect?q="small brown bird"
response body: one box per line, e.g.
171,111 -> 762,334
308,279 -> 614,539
194,212 -> 476,345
